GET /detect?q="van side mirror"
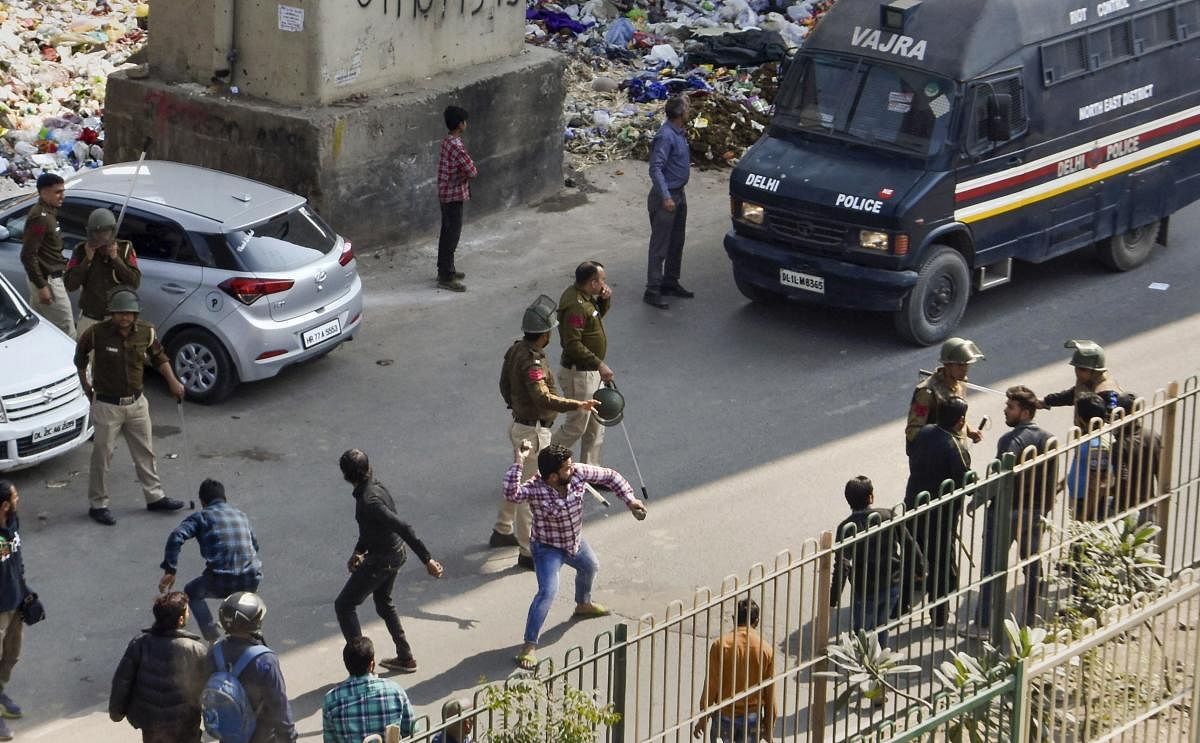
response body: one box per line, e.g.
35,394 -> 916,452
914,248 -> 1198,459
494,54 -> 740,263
0,226 -> 9,241
986,93 -> 1013,142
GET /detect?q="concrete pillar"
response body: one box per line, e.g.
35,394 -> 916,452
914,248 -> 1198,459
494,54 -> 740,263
109,0 -> 562,247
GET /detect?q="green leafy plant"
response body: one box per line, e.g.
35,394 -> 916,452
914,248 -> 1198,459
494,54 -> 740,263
1056,514 -> 1168,622
815,630 -> 924,711
481,676 -> 620,743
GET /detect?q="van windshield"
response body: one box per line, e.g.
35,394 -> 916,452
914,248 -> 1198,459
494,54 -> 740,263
774,53 -> 955,157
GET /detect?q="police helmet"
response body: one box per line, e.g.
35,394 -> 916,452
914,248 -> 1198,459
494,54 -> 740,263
106,287 -> 141,314
939,337 -> 985,365
592,381 -> 625,427
87,208 -> 117,236
218,591 -> 267,637
1065,340 -> 1106,371
521,294 -> 559,334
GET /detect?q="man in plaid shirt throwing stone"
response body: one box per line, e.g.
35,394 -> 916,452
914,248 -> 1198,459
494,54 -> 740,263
504,442 -> 646,670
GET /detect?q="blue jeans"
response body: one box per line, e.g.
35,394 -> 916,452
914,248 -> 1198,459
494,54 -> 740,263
710,712 -> 762,743
976,507 -> 1043,627
185,572 -> 261,642
523,539 -> 599,645
852,585 -> 899,648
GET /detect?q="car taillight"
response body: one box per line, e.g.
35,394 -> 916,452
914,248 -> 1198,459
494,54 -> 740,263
219,277 -> 295,305
338,240 -> 354,266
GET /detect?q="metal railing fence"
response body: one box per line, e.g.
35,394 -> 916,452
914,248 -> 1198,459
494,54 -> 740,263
398,375 -> 1200,743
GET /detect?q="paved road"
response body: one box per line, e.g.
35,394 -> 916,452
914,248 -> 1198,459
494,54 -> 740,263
7,161 -> 1200,739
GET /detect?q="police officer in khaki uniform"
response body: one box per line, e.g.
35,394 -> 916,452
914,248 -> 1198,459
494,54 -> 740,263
74,288 -> 186,526
64,208 -> 141,336
1040,340 -> 1122,411
905,337 -> 985,454
551,261 -> 613,465
19,173 -> 75,338
493,295 -> 598,569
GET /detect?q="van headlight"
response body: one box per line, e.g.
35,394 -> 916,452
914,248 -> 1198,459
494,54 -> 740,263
859,230 -> 889,251
739,202 -> 765,225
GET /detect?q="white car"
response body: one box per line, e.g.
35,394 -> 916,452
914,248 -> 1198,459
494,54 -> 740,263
0,273 -> 91,471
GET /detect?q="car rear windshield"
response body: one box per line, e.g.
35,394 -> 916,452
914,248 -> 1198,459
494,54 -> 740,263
227,205 -> 338,272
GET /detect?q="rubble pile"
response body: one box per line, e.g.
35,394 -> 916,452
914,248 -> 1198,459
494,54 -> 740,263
528,0 -> 837,170
0,0 -> 148,185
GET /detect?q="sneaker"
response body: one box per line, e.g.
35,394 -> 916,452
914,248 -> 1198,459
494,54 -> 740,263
146,496 -> 185,512
0,717 -> 11,741
437,278 -> 466,292
0,693 -> 21,719
489,530 -> 520,548
642,291 -> 669,309
88,507 -> 117,525
452,271 -> 465,280
959,623 -> 990,640
516,553 -> 535,571
380,656 -> 418,673
662,283 -> 695,298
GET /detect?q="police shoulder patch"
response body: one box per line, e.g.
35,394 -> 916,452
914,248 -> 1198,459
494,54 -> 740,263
569,314 -> 586,329
528,367 -> 546,382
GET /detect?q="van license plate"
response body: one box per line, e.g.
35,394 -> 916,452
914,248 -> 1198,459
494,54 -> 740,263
32,418 -> 77,443
780,268 -> 825,294
302,318 -> 342,349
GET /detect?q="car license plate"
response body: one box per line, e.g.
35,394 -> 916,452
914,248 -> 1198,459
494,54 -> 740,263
32,418 -> 77,443
780,268 -> 825,294
302,318 -> 341,349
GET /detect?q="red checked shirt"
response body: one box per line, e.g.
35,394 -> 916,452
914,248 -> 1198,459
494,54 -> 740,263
437,134 -> 477,203
503,463 -> 635,555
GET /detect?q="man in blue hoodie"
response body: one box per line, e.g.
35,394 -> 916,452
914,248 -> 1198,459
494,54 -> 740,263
0,481 -> 28,741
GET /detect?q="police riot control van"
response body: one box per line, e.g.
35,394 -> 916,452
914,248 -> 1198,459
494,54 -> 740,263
725,0 -> 1200,344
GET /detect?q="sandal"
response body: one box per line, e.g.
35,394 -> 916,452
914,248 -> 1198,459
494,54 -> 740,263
572,603 -> 612,619
515,650 -> 537,671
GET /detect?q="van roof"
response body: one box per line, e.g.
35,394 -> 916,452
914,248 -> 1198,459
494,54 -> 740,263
65,160 -> 305,231
805,0 -> 1167,80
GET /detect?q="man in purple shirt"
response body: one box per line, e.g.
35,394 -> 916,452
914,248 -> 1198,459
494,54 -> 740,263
644,95 -> 694,310
504,442 -> 646,670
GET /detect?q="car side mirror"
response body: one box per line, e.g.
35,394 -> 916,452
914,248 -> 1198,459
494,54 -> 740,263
986,93 -> 1013,142
0,226 -> 9,241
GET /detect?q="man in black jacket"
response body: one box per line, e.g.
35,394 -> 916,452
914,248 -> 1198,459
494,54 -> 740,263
969,386 -> 1056,635
335,449 -> 444,673
904,396 -> 972,628
109,592 -> 210,742
830,476 -> 924,647
0,481 -> 28,741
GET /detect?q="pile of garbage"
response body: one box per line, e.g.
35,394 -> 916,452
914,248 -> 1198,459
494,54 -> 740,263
0,0 -> 149,186
528,0 -> 836,169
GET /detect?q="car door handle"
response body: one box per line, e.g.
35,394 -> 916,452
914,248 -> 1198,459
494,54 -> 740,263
161,284 -> 189,294
1007,156 -> 1023,166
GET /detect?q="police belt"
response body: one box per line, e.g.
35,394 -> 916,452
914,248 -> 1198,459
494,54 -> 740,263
45,270 -> 64,279
513,417 -> 554,428
561,362 -> 600,372
95,391 -> 142,405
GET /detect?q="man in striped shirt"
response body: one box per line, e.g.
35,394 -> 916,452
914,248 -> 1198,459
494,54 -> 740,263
504,442 -> 646,670
322,637 -> 414,743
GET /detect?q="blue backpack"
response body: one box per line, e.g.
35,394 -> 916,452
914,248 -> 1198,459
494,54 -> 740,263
201,641 -> 273,743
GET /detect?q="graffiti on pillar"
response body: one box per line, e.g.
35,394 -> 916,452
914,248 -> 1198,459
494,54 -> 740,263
355,0 -> 517,20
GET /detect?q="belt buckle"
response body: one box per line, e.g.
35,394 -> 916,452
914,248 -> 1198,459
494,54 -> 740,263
120,395 -> 135,405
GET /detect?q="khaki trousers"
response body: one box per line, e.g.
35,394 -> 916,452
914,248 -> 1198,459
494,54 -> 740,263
0,609 -> 23,694
494,421 -> 550,557
27,275 -> 75,339
552,369 -> 604,465
89,396 -> 166,509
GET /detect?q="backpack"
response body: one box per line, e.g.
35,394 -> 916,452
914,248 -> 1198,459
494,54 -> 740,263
201,641 -> 273,743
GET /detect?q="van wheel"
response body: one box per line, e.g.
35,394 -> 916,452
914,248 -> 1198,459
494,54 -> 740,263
894,246 -> 970,346
734,274 -> 781,304
168,329 -> 237,404
1098,220 -> 1159,271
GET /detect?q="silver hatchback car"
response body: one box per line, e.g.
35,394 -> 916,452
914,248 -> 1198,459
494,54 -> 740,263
0,161 -> 364,403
